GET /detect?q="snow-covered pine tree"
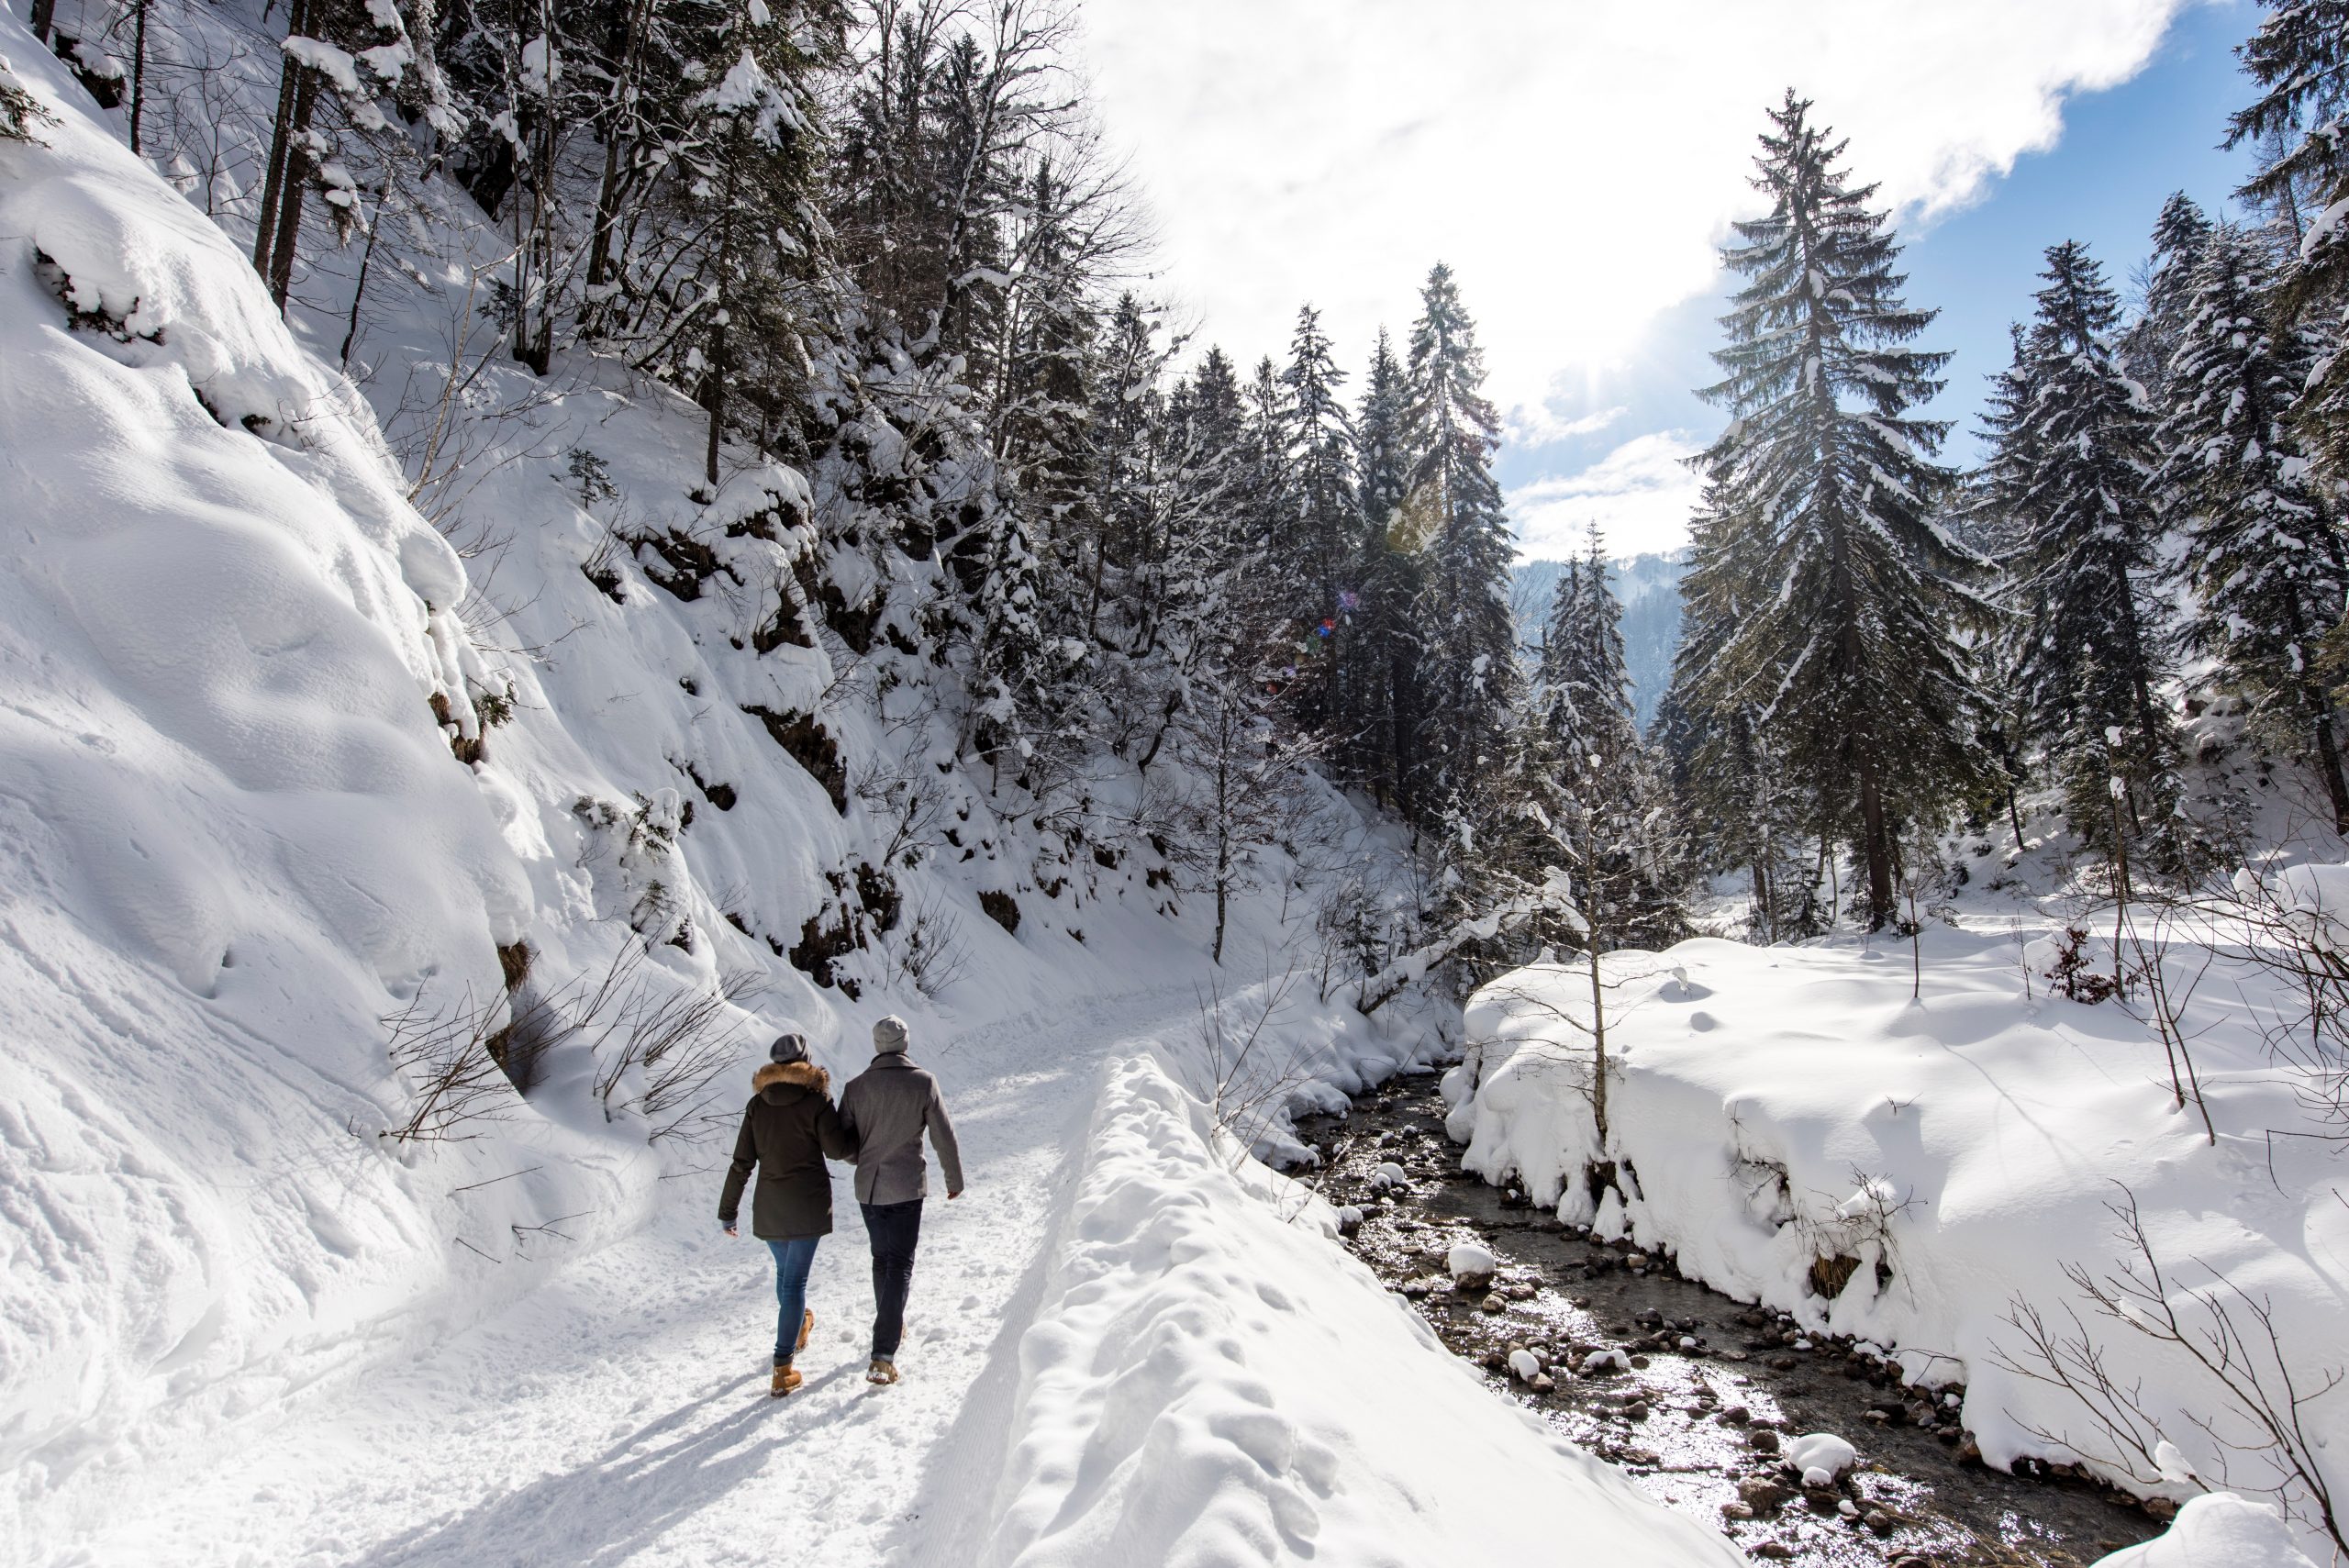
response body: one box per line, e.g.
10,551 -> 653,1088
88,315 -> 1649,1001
2121,193 -> 2216,407
1532,530 -> 1687,951
1682,93 -> 1988,930
2228,2 -> 2349,481
2160,223 -> 2349,830
1991,240 -> 2182,840
1344,328 -> 1420,804
1400,263 -> 1520,822
1276,305 -> 1360,738
1538,530 -> 1640,777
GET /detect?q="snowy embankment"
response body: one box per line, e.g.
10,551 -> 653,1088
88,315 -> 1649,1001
1449,929 -> 2349,1562
966,1055 -> 1744,1568
0,24 -> 618,1496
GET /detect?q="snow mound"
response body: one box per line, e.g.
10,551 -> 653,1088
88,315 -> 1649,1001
2094,1493 -> 2319,1567
1783,1431 -> 1856,1480
977,1056 -> 1742,1566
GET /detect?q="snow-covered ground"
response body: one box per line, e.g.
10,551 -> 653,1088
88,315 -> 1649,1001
1449,922 -> 2349,1562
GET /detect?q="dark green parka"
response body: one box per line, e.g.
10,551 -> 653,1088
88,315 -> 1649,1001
718,1062 -> 856,1239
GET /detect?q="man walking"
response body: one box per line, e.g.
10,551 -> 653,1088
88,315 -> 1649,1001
838,1016 -> 963,1385
719,1032 -> 857,1397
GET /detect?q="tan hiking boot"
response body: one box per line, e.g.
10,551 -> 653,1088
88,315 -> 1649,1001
796,1309 -> 813,1353
865,1357 -> 898,1385
771,1362 -> 803,1398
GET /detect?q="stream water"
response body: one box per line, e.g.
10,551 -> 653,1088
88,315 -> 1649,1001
1294,1074 -> 2167,1567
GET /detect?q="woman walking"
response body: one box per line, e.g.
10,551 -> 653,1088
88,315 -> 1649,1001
719,1033 -> 857,1396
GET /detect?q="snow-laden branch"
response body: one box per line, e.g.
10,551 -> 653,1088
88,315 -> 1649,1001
1353,870 -> 1583,1016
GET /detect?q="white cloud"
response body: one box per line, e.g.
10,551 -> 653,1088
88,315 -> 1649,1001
1508,430 -> 1707,560
1075,0 -> 2189,414
1505,401 -> 1627,449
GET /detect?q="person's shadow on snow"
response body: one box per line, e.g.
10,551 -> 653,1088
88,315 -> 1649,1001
348,1365 -> 863,1567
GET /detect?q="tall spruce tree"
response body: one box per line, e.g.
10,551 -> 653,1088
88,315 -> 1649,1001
1401,263 -> 1520,821
1348,328 -> 1419,803
2160,224 -> 2349,830
2228,3 -> 2349,481
1278,305 -> 1360,736
1991,240 -> 2180,838
1680,93 -> 1987,929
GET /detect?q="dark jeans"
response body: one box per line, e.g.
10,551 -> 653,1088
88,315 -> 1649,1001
766,1236 -> 819,1366
860,1198 -> 924,1358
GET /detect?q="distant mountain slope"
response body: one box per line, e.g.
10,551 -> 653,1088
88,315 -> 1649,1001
1512,550 -> 1689,730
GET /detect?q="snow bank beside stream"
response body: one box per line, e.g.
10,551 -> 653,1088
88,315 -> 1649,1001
977,1054 -> 1746,1567
1447,929 -> 2349,1562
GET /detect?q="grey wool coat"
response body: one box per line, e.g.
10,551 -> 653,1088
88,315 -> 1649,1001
718,1062 -> 856,1239
838,1054 -> 963,1205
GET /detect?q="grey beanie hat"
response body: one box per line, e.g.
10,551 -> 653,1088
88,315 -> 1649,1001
769,1030 -> 809,1064
872,1015 -> 910,1054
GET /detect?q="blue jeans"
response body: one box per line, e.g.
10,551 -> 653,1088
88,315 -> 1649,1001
766,1237 -> 820,1366
861,1200 -> 924,1358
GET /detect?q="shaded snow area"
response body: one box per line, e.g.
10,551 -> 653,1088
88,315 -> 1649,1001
1449,928 -> 2349,1564
0,20 -> 1730,1568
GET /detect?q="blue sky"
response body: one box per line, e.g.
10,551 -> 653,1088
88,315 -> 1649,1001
1494,0 -> 2264,560
1080,0 -> 2250,561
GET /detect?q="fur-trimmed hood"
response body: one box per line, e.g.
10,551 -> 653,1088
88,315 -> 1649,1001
753,1061 -> 829,1099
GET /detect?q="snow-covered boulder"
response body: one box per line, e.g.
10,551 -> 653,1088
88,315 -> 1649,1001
1783,1431 -> 1856,1487
1448,1240 -> 1497,1286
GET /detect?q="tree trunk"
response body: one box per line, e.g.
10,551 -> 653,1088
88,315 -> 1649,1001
129,0 -> 149,154
266,52 -> 319,310
30,0 -> 56,43
2310,687 -> 2349,836
339,187 -> 384,369
250,0 -> 307,277
1859,767 -> 1894,931
581,0 -> 655,322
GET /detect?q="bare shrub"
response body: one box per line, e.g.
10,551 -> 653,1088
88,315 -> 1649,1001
381,984 -> 519,1143
1993,1187 -> 2345,1553
1196,961 -> 1330,1159
572,942 -> 763,1142
878,887 -> 972,999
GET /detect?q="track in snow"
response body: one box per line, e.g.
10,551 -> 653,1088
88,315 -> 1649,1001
68,989 -> 1200,1568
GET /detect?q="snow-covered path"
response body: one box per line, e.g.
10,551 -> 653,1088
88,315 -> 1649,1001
63,987 -> 1197,1568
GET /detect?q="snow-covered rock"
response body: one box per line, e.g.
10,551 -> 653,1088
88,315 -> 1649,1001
1448,1240 -> 1498,1284
1783,1431 -> 1856,1481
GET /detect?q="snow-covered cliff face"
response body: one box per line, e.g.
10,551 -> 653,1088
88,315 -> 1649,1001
0,25 -> 557,1471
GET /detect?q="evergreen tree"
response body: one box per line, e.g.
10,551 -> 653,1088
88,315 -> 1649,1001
1680,93 -> 1987,929
2160,224 -> 2349,829
1991,240 -> 2181,838
1346,328 -> 1419,803
1400,263 -> 1520,820
1277,305 -> 1360,735
2228,2 -> 2349,480
2122,193 -> 2216,406
1533,531 -> 1687,950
